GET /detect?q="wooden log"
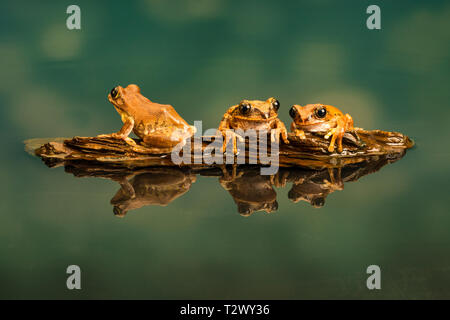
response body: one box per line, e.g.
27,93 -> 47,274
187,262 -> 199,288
29,128 -> 414,170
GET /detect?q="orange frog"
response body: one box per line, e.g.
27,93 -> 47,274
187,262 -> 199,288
218,97 -> 289,154
289,104 -> 355,153
99,84 -> 195,149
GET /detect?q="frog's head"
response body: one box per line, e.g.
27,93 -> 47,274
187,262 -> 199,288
108,84 -> 142,114
288,188 -> 326,208
232,97 -> 281,121
237,199 -> 278,217
289,104 -> 343,127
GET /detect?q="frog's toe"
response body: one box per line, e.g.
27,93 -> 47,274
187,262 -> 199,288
282,132 -> 289,144
327,141 -> 336,153
125,138 -> 137,146
294,129 -> 306,140
324,128 -> 336,140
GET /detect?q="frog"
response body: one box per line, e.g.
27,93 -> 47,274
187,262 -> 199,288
289,104 -> 355,153
218,97 -> 289,154
98,84 -> 196,150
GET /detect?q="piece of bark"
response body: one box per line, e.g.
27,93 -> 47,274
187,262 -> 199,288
30,128 -> 414,170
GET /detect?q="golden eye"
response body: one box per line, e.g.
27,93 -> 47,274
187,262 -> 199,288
272,99 -> 280,111
110,87 -> 120,99
315,106 -> 327,118
289,106 -> 297,118
239,103 -> 251,114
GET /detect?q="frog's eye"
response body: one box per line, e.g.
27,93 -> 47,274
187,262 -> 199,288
272,99 -> 280,111
239,103 -> 251,114
110,87 -> 120,99
311,197 -> 325,207
289,106 -> 297,118
315,106 -> 327,118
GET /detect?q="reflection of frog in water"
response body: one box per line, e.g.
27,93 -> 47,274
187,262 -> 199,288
111,168 -> 196,217
219,166 -> 278,216
286,168 -> 344,208
99,84 -> 195,150
218,98 -> 289,154
289,104 -> 358,153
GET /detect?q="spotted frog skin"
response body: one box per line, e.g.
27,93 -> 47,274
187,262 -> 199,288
99,84 -> 195,149
218,97 -> 289,154
289,104 -> 354,153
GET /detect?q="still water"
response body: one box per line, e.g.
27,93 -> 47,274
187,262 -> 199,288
1,1 -> 450,299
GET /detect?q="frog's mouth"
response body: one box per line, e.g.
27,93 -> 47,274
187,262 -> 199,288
108,93 -> 126,112
234,114 -> 278,121
297,122 -> 332,132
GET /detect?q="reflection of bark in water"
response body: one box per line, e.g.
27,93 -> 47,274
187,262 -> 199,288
283,152 -> 406,208
26,123 -> 413,216
58,151 -> 408,217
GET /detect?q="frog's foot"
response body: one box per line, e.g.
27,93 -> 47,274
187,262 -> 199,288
293,129 -> 306,140
97,133 -> 112,138
221,129 -> 244,154
124,137 -> 137,146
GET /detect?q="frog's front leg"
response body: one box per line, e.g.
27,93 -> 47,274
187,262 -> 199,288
323,168 -> 344,191
117,177 -> 136,199
290,122 -> 306,140
272,119 -> 289,144
324,115 -> 353,153
324,128 -> 339,153
218,114 -> 243,154
98,118 -> 136,146
219,164 -> 243,184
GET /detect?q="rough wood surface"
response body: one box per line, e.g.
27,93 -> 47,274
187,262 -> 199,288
29,128 -> 414,170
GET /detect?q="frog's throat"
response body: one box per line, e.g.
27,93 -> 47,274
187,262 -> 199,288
114,106 -> 131,123
233,115 -> 278,121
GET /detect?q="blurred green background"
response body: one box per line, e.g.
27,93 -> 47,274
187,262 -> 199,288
1,0 -> 449,299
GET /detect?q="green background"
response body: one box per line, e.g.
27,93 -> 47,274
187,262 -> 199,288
1,0 -> 449,299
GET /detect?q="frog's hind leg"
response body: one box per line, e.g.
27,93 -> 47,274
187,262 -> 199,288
142,134 -> 181,150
